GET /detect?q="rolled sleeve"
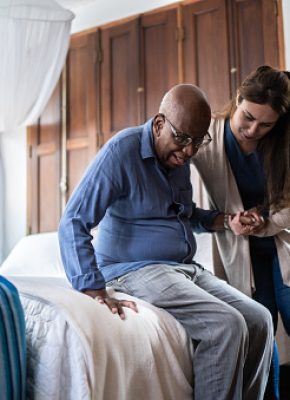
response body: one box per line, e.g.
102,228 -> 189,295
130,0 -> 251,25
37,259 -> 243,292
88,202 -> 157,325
71,271 -> 106,292
190,207 -> 220,233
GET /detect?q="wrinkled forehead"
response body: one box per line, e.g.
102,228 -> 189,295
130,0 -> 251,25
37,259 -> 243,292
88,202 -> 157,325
169,106 -> 211,137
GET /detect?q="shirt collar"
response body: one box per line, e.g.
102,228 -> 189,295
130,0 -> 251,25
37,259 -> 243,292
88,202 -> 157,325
140,118 -> 156,160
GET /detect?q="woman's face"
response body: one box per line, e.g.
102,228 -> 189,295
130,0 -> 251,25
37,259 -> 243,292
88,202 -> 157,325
230,98 -> 280,153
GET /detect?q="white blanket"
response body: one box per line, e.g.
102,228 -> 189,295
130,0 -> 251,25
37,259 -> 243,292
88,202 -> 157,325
7,276 -> 193,400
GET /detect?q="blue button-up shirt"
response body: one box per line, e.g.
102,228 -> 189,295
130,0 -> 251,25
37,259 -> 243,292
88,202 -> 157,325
58,119 -> 217,291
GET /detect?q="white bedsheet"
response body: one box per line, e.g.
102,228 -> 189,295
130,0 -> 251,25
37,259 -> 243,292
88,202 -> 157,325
7,276 -> 193,400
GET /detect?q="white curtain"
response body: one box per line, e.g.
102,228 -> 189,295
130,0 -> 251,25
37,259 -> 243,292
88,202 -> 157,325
0,0 -> 74,261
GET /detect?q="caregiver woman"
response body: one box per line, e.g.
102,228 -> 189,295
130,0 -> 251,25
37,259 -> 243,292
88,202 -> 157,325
192,65 -> 290,400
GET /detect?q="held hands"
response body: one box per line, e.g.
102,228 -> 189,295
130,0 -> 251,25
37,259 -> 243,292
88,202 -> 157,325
228,209 -> 265,236
83,288 -> 138,320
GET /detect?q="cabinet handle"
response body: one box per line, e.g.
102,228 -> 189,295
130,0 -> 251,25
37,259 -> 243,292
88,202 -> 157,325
137,87 -> 144,93
230,67 -> 238,74
59,179 -> 67,194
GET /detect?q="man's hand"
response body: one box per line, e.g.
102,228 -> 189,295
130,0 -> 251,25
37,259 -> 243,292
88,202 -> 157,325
83,288 -> 138,320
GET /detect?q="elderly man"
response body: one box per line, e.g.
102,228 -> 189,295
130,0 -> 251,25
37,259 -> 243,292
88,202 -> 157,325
59,84 -> 273,400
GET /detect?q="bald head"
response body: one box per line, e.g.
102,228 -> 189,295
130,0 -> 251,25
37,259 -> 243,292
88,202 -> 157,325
152,84 -> 212,169
159,84 -> 211,133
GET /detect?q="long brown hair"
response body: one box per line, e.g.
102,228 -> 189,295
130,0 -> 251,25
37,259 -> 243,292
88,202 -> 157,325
216,66 -> 290,212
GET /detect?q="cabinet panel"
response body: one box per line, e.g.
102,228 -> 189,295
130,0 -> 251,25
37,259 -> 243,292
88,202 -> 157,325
66,32 -> 99,199
228,0 -> 279,90
183,0 -> 231,112
27,82 -> 61,233
67,148 -> 89,198
38,151 -> 60,231
101,20 -> 139,143
140,9 -> 179,120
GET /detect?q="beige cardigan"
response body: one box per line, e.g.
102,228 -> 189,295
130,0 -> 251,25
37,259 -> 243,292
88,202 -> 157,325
192,118 -> 290,297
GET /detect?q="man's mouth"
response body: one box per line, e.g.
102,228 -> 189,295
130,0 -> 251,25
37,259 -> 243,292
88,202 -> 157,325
172,153 -> 186,165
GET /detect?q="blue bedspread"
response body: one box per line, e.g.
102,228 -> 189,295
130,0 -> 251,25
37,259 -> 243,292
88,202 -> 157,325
0,276 -> 26,400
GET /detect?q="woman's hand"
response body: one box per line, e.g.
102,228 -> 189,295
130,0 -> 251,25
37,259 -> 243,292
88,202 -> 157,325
228,212 -> 253,235
83,288 -> 138,320
242,208 -> 265,234
228,210 -> 265,236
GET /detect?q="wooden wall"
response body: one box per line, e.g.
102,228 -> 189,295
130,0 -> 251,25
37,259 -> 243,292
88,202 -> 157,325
27,0 -> 281,233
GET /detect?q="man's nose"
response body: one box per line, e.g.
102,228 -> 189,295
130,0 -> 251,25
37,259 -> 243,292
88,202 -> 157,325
182,143 -> 197,158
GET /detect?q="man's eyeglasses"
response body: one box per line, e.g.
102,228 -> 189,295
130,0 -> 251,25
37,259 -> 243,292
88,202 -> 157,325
163,115 -> 212,148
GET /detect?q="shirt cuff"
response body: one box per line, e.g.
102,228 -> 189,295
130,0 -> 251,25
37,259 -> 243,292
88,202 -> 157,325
71,271 -> 106,291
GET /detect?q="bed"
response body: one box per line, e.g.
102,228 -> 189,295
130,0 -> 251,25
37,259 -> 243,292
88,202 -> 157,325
0,232 -> 194,400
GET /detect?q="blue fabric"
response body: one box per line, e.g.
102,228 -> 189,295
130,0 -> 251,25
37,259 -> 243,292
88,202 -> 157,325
59,119 -> 218,291
224,119 -> 265,210
224,119 -> 275,252
252,252 -> 290,336
250,250 -> 290,400
265,341 -> 280,400
0,275 -> 26,400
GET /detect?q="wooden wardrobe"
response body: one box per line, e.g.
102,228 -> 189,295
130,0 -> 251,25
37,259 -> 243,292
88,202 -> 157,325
27,0 -> 282,234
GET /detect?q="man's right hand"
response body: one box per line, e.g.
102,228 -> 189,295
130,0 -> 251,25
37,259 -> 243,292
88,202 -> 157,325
83,288 -> 138,320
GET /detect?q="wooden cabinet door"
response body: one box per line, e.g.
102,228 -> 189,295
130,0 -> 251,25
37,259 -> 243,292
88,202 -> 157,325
227,0 -> 279,91
183,0 -> 231,112
27,82 -> 61,233
100,19 -> 139,144
65,32 -> 99,199
139,8 -> 179,121
27,31 -> 100,233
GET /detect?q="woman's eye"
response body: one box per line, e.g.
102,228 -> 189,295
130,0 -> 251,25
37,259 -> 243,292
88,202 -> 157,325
260,123 -> 273,128
244,115 -> 254,121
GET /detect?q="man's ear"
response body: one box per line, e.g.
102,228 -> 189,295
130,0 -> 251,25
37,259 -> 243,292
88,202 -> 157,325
153,113 -> 165,137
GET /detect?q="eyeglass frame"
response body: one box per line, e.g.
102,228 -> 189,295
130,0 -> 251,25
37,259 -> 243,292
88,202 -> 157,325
161,114 -> 212,148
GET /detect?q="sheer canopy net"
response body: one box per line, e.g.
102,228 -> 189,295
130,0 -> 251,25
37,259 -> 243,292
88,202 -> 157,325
0,0 -> 74,130
0,0 -> 74,261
